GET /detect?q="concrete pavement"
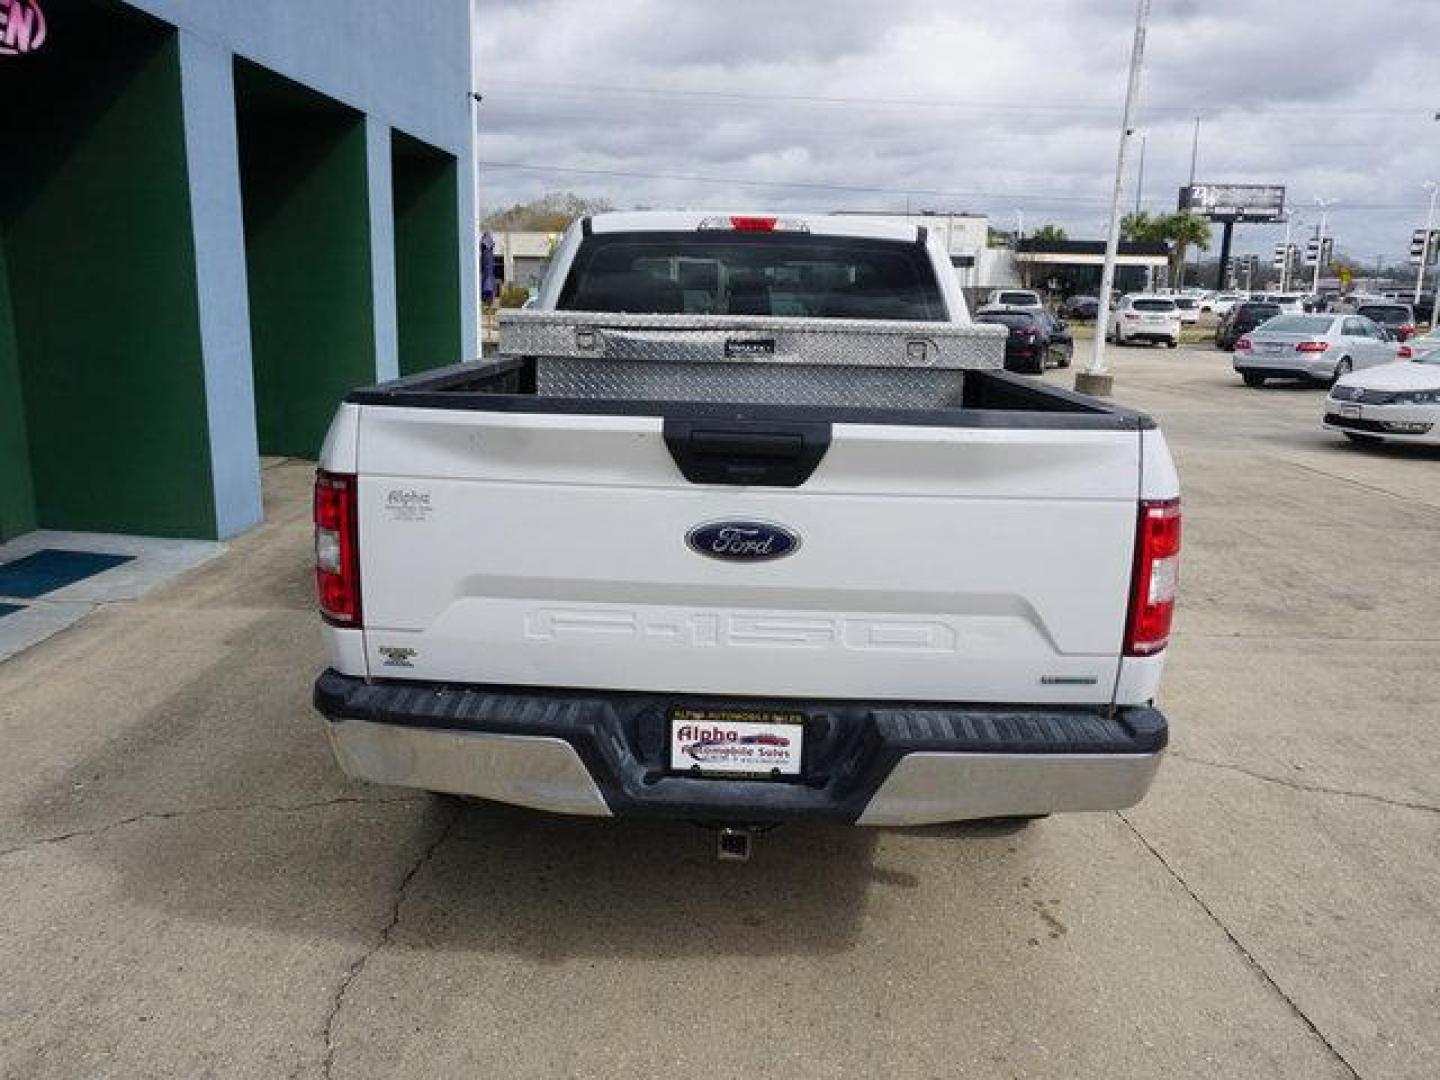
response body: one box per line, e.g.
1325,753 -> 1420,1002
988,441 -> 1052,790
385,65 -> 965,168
2,347 -> 1436,1078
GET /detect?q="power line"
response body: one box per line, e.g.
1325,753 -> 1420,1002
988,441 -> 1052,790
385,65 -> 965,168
479,76 -> 1433,121
476,159 -> 1425,212
477,159 -> 1117,205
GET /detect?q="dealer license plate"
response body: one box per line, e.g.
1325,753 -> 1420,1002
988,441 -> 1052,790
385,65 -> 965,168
669,708 -> 805,778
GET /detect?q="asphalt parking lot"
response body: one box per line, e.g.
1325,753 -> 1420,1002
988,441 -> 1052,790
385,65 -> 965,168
3,346 -> 1437,1080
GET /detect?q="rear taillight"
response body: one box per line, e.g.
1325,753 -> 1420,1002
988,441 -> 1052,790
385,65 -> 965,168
314,470 -> 361,626
1400,324 -> 1415,339
1123,312 -> 1139,320
1295,340 -> 1330,353
1124,499 -> 1181,657
1235,337 -> 1253,351
1398,344 -> 1414,359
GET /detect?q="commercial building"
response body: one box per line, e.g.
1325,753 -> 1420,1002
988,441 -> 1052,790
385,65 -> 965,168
1,0 -> 477,543
1015,238 -> 1170,296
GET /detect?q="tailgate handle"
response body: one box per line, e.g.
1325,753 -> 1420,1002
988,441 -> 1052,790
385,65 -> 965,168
663,419 -> 831,487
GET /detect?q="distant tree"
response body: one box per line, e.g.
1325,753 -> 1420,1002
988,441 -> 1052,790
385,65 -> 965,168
1030,224 -> 1068,243
1162,212 -> 1212,282
482,192 -> 614,232
1119,211 -> 1210,280
1120,211 -> 1165,243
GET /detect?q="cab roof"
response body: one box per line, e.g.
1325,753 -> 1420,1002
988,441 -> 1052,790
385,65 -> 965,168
587,211 -> 924,243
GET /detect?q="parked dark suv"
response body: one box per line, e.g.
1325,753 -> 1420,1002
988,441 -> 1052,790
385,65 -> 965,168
975,308 -> 1073,374
1216,301 -> 1281,351
1061,294 -> 1100,320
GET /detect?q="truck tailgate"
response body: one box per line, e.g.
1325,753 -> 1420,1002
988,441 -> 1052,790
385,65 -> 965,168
355,407 -> 1140,705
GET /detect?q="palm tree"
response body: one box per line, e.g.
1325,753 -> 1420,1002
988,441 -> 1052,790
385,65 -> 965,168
1161,212 -> 1212,282
1120,211 -> 1163,243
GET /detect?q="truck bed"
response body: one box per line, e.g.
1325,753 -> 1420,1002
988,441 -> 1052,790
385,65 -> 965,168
347,356 -> 1154,433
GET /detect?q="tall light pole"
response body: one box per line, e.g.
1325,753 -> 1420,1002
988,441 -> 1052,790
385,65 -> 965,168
1078,0 -> 1152,398
1135,133 -> 1147,215
1189,116 -> 1201,186
468,0 -> 485,355
1416,180 -> 1438,306
1013,209 -> 1025,241
1312,197 -> 1336,296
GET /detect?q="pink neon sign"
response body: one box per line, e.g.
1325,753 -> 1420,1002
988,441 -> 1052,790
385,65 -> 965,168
0,0 -> 46,57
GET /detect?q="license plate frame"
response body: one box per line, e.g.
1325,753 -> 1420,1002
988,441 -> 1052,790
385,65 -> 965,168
668,707 -> 806,779
1340,404 -> 1361,419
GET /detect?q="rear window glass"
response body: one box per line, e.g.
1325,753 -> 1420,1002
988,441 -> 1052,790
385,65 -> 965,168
976,312 -> 1037,330
1264,315 -> 1332,334
1173,298 -> 1197,309
996,292 -> 1038,306
1132,299 -> 1176,312
558,231 -> 946,320
1239,304 -> 1281,318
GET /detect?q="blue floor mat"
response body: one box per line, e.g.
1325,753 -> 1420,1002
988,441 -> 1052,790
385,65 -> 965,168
0,603 -> 23,618
0,549 -> 135,599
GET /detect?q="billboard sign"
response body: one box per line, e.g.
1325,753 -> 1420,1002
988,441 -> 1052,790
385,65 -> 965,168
1178,184 -> 1286,223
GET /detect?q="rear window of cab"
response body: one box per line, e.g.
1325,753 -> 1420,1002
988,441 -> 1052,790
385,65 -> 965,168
1132,299 -> 1177,312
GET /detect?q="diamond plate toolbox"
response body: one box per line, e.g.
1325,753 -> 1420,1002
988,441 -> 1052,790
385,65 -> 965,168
499,310 -> 1005,406
498,310 -> 1006,370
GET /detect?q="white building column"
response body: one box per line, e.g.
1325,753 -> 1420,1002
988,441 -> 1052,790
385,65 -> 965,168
177,30 -> 262,539
365,117 -> 400,382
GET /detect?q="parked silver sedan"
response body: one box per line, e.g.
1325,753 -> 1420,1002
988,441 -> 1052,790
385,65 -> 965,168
1232,313 -> 1400,387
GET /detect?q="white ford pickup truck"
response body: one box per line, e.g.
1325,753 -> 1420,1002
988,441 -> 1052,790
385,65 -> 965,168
313,212 -> 1179,855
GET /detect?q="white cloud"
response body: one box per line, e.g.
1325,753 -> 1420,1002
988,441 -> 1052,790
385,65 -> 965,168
473,0 -> 1440,258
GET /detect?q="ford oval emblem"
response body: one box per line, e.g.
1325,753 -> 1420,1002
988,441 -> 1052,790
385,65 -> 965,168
686,520 -> 800,562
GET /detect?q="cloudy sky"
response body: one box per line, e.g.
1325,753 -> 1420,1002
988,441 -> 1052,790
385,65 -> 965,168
474,0 -> 1440,263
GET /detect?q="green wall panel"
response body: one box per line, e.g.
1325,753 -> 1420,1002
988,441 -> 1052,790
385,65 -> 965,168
392,132 -> 462,376
0,237 -> 37,542
237,64 -> 376,459
0,9 -> 217,539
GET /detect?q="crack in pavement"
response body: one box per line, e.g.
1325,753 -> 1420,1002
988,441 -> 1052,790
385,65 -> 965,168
0,794 -> 428,860
320,800 -> 461,1080
1117,811 -> 1364,1080
1167,751 -> 1440,816
1278,457 -> 1440,514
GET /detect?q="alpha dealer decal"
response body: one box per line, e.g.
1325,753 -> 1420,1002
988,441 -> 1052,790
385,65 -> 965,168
0,0 -> 46,57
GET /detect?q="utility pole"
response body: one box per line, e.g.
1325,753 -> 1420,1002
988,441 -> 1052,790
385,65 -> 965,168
1078,0 -> 1150,398
1135,133 -> 1146,215
1189,117 -> 1201,185
1416,180 -> 1438,305
1312,198 -> 1336,296
1014,209 -> 1025,241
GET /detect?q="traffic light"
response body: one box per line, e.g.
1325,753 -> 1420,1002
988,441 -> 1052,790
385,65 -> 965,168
1410,228 -> 1440,267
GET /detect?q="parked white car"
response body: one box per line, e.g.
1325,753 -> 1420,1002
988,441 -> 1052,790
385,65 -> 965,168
1324,346 -> 1440,445
1172,296 -> 1200,325
1265,294 -> 1307,314
1233,313 -> 1401,386
1200,292 -> 1246,318
984,288 -> 1044,311
1109,294 -> 1181,348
